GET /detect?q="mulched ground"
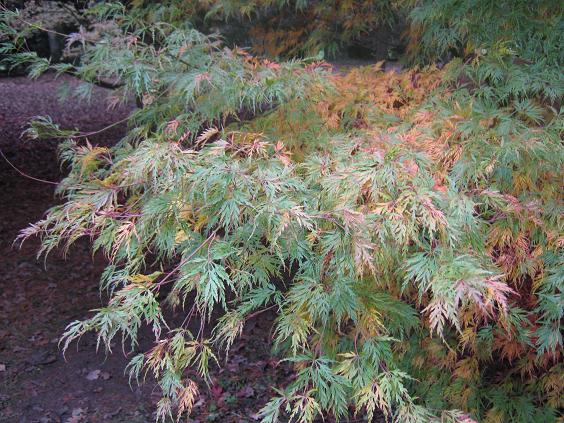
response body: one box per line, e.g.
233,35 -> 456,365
0,74 -> 303,423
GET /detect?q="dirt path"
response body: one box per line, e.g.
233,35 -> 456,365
0,74 -> 304,423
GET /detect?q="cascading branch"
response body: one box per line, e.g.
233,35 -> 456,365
2,1 -> 562,422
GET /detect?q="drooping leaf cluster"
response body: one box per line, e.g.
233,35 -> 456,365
1,1 -> 563,422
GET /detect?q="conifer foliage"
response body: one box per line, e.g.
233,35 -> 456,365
1,1 -> 562,422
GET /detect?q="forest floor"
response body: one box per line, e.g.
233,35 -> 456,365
0,74 -> 331,423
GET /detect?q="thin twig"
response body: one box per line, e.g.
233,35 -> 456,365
57,2 -> 87,25
0,147 -> 59,185
155,230 -> 218,289
69,114 -> 131,139
0,5 -> 69,38
246,304 -> 277,320
26,113 -> 131,141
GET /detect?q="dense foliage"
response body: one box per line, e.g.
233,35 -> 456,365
1,1 -> 562,422
98,0 -> 405,58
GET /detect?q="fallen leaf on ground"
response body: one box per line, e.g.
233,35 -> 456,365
236,385 -> 255,398
210,383 -> 223,399
85,369 -> 101,381
64,407 -> 86,423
